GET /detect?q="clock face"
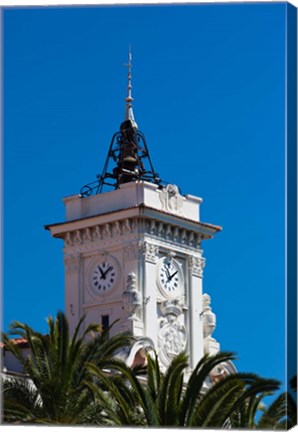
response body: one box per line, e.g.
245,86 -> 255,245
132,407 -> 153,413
157,258 -> 183,298
89,256 -> 119,296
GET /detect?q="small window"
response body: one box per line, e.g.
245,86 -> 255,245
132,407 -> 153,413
101,315 -> 110,333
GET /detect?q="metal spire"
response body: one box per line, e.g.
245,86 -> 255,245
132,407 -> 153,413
79,49 -> 162,197
124,48 -> 138,129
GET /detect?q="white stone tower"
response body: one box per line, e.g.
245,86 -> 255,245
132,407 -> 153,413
46,52 -> 221,370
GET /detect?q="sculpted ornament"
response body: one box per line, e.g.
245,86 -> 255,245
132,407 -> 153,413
159,298 -> 184,317
139,241 -> 159,263
82,228 -> 92,243
102,223 -> 112,239
93,225 -> 102,240
157,298 -> 186,369
188,255 -> 205,277
123,219 -> 133,234
65,232 -> 73,247
122,272 -> 142,321
202,293 -> 216,339
158,312 -> 187,369
159,184 -> 184,214
74,230 -> 82,245
113,221 -> 122,237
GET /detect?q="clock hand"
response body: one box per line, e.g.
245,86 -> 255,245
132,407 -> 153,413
98,266 -> 106,280
165,267 -> 171,281
169,270 -> 178,281
102,266 -> 112,277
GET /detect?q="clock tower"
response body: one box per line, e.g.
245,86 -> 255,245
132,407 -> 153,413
46,53 -> 221,371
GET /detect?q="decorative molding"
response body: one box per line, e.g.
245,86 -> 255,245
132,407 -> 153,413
64,254 -> 81,273
188,232 -> 195,247
165,224 -> 172,240
93,225 -> 102,240
74,230 -> 82,245
159,298 -> 184,317
181,229 -> 187,244
65,232 -> 72,247
82,227 -> 92,243
159,184 -> 184,214
157,222 -> 164,237
157,312 -> 187,370
62,217 -> 203,254
173,227 -> 179,242
113,220 -> 122,236
102,223 -> 112,239
123,219 -> 133,234
188,255 -> 205,277
149,220 -> 156,235
139,241 -> 159,263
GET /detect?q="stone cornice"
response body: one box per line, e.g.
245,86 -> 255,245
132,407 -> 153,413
45,204 -> 221,241
60,215 -> 212,254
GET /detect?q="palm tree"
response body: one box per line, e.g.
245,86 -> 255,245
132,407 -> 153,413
229,374 -> 297,429
2,311 -> 133,424
255,392 -> 297,429
86,350 -> 281,427
254,375 -> 297,430
2,313 -> 289,428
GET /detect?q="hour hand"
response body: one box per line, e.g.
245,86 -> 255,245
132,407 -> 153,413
98,266 -> 105,279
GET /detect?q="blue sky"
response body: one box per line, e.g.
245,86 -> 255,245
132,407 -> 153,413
3,2 -> 287,392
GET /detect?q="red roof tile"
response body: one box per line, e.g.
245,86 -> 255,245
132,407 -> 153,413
0,338 -> 28,349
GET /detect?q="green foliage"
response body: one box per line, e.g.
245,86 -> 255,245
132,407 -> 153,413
2,313 -> 296,428
2,311 -> 133,424
86,350 -> 285,428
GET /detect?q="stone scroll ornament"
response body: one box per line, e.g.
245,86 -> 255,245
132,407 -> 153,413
159,184 -> 184,213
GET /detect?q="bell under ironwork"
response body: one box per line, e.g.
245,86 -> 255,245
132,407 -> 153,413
80,51 -> 163,197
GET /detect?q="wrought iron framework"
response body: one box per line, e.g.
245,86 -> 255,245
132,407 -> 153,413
80,129 -> 163,197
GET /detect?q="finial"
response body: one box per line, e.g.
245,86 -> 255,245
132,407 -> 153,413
125,47 -> 137,128
79,50 -> 162,197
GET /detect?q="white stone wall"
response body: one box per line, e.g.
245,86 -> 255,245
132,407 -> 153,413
63,181 -> 202,222
47,182 -> 220,370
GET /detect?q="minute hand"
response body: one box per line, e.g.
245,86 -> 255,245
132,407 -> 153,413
102,266 -> 112,277
169,270 -> 178,280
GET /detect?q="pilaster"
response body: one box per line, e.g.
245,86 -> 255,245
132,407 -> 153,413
139,240 -> 159,347
187,253 -> 205,368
